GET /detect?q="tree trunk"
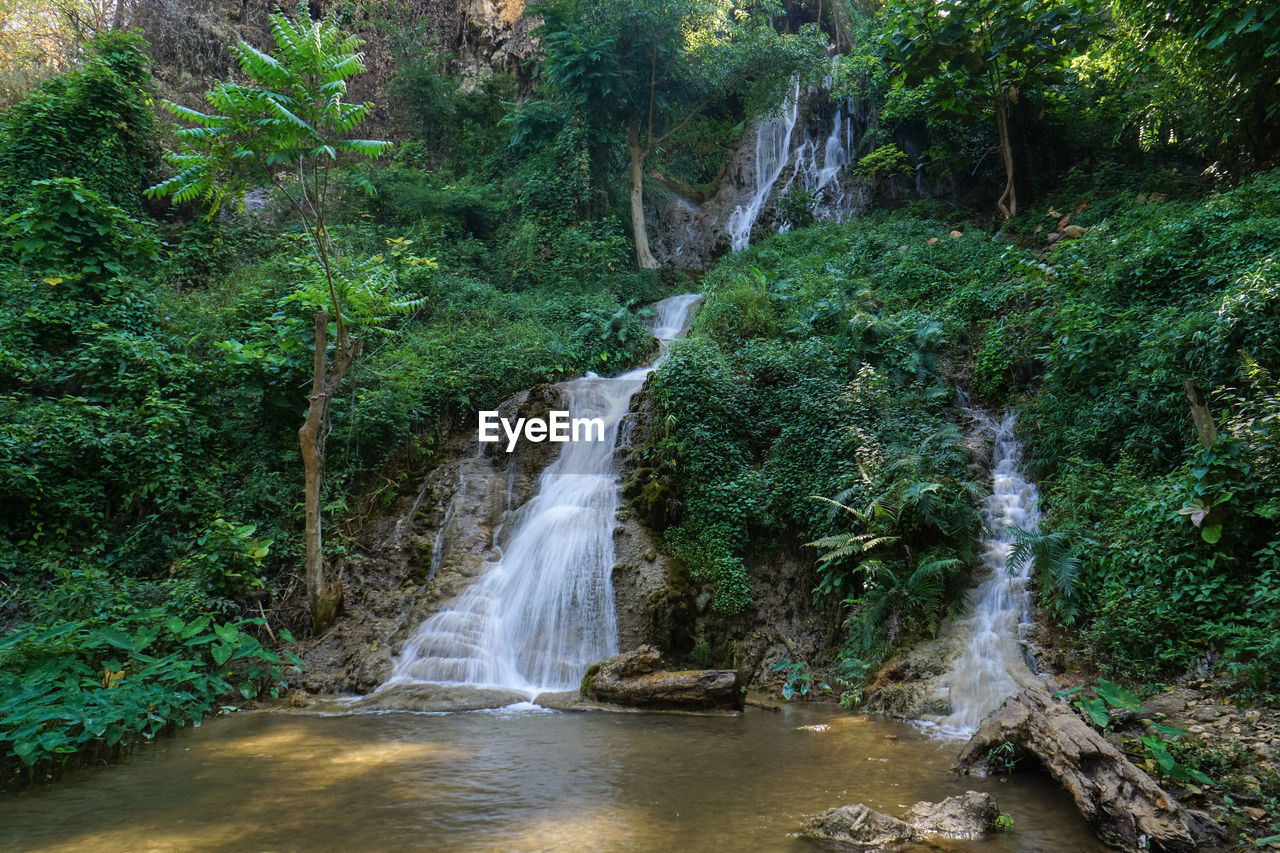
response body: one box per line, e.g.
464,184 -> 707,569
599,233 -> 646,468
112,0 -> 126,29
298,309 -> 361,634
956,688 -> 1224,851
1182,380 -> 1218,448
994,98 -> 1017,220
628,120 -> 658,270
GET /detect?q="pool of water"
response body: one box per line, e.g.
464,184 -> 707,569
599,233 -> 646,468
0,703 -> 1105,852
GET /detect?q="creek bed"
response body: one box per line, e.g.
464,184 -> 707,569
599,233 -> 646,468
0,702 -> 1104,852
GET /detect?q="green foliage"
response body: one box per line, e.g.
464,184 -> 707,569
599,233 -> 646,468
0,568 -> 301,789
147,4 -> 391,210
0,32 -> 156,213
5,178 -> 158,282
1015,173 -> 1280,693
771,659 -> 831,701
995,812 -> 1015,832
1061,680 -> 1214,788
1107,0 -> 1280,165
1006,527 -> 1082,623
810,420 -> 980,655
986,741 -> 1021,776
882,0 -> 1100,113
776,188 -> 819,231
853,144 -> 912,181
646,217 -> 994,625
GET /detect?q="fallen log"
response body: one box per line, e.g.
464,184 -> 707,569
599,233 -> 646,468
955,687 -> 1225,852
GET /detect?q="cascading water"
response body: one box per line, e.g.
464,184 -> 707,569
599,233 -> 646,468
781,104 -> 859,226
382,294 -> 702,694
726,81 -> 800,251
935,411 -> 1040,732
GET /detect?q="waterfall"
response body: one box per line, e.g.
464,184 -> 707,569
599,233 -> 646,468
722,81 -> 867,252
726,81 -> 800,252
936,411 -> 1039,732
781,105 -> 856,228
382,294 -> 702,694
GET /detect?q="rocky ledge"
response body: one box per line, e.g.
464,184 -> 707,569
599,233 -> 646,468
580,645 -> 744,711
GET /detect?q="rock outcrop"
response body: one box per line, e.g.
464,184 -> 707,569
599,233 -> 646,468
801,791 -> 1000,849
580,646 -> 743,711
955,687 -> 1225,852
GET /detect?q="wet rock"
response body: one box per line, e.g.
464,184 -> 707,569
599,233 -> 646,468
903,791 -> 999,838
955,687 -> 1224,852
802,792 -> 999,849
532,690 -> 740,716
356,683 -> 530,713
581,645 -> 743,711
802,804 -> 914,848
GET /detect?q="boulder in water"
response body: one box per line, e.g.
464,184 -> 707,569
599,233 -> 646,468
580,645 -> 743,711
955,687 -> 1225,852
802,791 -> 1000,848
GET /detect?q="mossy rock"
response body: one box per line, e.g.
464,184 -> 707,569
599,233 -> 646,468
623,466 -> 676,528
580,663 -> 601,695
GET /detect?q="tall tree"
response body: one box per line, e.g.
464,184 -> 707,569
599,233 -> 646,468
533,0 -> 824,268
147,4 -> 392,632
881,0 -> 1099,219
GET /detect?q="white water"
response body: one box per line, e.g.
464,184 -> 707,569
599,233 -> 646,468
724,79 -> 867,252
727,81 -> 800,251
937,411 -> 1039,732
780,104 -> 859,228
383,294 -> 702,694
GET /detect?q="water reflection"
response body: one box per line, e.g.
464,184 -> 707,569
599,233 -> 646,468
0,704 -> 1104,852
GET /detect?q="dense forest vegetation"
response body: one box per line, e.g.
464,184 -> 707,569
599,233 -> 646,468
0,0 -> 1277,840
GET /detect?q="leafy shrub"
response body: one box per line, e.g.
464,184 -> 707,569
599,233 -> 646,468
0,32 -> 156,213
0,569 -> 300,789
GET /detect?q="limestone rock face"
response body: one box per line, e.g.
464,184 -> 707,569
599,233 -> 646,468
455,0 -> 538,89
955,687 -> 1225,852
801,792 -> 1000,849
581,646 -> 743,711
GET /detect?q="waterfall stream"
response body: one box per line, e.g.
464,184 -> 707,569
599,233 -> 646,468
935,411 -> 1040,732
726,81 -> 800,252
719,81 -> 866,254
382,294 -> 702,694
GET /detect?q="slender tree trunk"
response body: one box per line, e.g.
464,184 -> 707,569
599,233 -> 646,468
994,98 -> 1017,220
299,309 -> 361,634
112,0 -> 125,30
1183,380 -> 1218,449
628,120 -> 658,270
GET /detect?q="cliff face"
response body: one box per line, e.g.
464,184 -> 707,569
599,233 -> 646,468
130,0 -> 537,136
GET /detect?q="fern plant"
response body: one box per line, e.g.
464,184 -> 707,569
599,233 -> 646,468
146,4 -> 396,632
808,423 -> 981,655
1007,527 -> 1083,623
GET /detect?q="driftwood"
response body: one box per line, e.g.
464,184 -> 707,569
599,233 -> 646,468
955,688 -> 1224,852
